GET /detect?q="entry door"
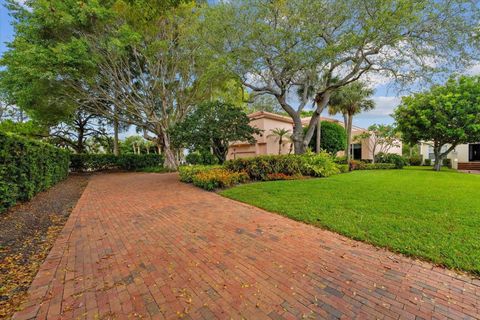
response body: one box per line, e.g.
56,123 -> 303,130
469,144 -> 480,161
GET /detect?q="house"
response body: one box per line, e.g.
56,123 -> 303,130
227,111 -> 402,160
419,142 -> 480,170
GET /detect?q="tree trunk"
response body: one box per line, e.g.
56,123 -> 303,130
113,106 -> 120,156
278,138 -> 282,155
162,132 -> 178,170
433,147 -> 442,171
346,114 -> 353,163
316,117 -> 321,153
292,117 -> 305,154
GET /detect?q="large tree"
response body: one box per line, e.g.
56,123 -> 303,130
355,124 -> 401,163
172,101 -> 261,163
329,82 -> 375,162
0,0 -> 220,169
394,76 -> 480,171
202,0 -> 480,154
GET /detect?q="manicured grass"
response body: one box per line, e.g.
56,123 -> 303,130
220,167 -> 480,275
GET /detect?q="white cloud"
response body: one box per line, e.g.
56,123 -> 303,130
364,96 -> 402,116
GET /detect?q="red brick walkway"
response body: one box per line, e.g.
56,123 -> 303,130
13,173 -> 480,319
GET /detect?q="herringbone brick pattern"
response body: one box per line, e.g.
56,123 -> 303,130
13,173 -> 480,319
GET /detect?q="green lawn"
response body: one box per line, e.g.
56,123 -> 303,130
220,167 -> 480,275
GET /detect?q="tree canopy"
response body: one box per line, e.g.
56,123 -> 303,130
394,76 -> 480,171
308,121 -> 347,155
172,101 -> 261,163
201,0 -> 480,154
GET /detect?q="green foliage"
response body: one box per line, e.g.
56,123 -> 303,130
172,101 -> 261,163
408,155 -> 423,166
300,152 -> 340,177
192,168 -> 249,191
225,155 -> 304,181
185,150 -> 218,165
70,154 -> 163,171
443,158 -> 452,168
178,165 -> 222,183
225,152 -> 339,180
395,76 -> 480,170
374,153 -> 407,169
307,121 -> 347,154
424,159 -> 432,166
0,132 -> 69,213
0,119 -> 47,138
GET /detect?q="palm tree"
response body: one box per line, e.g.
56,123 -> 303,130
329,81 -> 375,162
268,128 -> 291,155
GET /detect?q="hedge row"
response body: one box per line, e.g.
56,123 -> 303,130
0,132 -> 69,213
70,154 -> 164,171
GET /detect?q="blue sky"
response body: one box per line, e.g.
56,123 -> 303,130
0,1 -> 436,130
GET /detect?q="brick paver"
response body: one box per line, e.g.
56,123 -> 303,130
13,173 -> 480,319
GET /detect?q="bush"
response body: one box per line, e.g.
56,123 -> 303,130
70,154 -> 163,171
225,152 -> 340,180
408,155 -> 423,166
443,158 -> 452,168
349,160 -> 367,170
375,152 -> 407,169
185,150 -> 218,165
178,165 -> 222,183
225,155 -> 304,180
0,132 -> 69,213
192,168 -> 249,191
424,159 -> 432,166
307,121 -> 347,154
334,155 -> 348,164
265,173 -> 303,181
361,163 -> 396,170
300,151 -> 340,177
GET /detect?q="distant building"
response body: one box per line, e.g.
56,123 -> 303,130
419,142 -> 480,170
227,111 -> 402,160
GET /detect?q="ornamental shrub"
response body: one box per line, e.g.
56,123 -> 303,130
225,155 -> 304,180
300,151 -> 340,177
374,152 -> 407,169
0,132 -> 69,213
192,168 -> 249,191
70,154 -> 163,171
185,150 -> 218,165
408,155 -> 423,166
178,165 -> 222,183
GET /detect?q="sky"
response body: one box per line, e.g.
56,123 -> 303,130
0,1 -> 471,130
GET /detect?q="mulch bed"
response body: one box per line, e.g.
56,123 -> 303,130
0,174 -> 90,319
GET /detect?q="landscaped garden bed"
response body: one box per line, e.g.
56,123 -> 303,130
0,174 -> 89,319
221,166 -> 480,275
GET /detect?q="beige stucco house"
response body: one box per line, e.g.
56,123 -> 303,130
227,111 -> 402,160
419,142 -> 480,170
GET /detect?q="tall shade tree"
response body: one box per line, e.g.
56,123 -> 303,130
394,76 -> 480,171
329,82 -> 375,162
202,0 -> 480,154
0,0 -> 219,169
171,101 -> 261,164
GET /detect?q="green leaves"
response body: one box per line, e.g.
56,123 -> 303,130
394,76 -> 480,167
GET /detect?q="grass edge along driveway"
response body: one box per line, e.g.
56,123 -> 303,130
220,167 -> 480,275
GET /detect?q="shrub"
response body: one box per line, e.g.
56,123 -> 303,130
408,155 -> 423,166
225,152 -> 339,180
178,165 -> 222,183
225,155 -> 304,180
349,160 -> 367,170
70,154 -> 163,171
338,164 -> 350,173
300,151 -> 340,177
334,155 -> 348,164
185,150 -> 218,165
265,173 -> 303,181
307,121 -> 347,154
375,152 -> 407,169
192,168 -> 249,191
443,158 -> 452,168
361,163 -> 396,170
0,132 -> 69,213
424,159 -> 432,166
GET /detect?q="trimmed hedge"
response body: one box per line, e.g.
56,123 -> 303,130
178,165 -> 222,183
225,152 -> 339,180
70,154 -> 164,171
0,132 -> 69,213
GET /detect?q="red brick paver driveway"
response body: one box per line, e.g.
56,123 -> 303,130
13,173 -> 480,320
